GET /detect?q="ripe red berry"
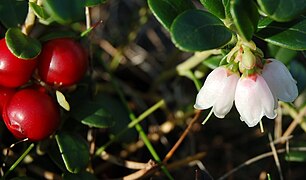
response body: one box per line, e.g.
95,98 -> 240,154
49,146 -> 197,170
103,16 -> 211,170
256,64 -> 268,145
2,89 -> 61,141
0,87 -> 16,113
38,38 -> 88,87
0,38 -> 38,88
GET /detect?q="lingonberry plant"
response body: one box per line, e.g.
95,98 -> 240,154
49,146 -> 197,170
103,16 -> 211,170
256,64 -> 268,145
0,0 -> 305,179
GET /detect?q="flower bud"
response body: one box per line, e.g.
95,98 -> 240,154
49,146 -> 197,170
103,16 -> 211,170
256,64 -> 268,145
241,48 -> 256,70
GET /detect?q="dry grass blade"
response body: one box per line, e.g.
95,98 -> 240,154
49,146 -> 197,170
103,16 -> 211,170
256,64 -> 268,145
268,133 -> 283,180
218,146 -> 306,180
162,110 -> 202,163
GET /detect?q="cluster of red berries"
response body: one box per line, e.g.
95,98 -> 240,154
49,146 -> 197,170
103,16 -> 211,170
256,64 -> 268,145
0,38 -> 88,141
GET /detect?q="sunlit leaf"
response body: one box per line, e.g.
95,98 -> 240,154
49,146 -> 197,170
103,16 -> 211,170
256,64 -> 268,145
56,132 -> 89,173
5,28 -> 41,59
29,2 -> 50,20
81,108 -> 114,128
56,90 -> 70,111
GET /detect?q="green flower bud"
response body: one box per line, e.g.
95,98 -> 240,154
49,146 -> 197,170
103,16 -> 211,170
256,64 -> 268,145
241,48 -> 256,70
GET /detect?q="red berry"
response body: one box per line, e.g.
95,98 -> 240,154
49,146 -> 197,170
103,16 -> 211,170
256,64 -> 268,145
0,87 -> 16,113
2,89 -> 61,141
0,38 -> 38,88
38,38 -> 88,87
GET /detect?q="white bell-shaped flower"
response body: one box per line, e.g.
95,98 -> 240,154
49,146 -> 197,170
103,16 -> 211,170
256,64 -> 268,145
262,59 -> 298,102
194,67 -> 239,118
235,74 -> 276,127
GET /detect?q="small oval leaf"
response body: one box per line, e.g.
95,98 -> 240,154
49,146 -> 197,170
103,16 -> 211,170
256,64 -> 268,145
230,0 -> 259,41
56,132 -> 89,173
148,0 -> 194,30
257,0 -> 306,22
29,2 -> 50,20
200,0 -> 225,19
170,9 -> 232,52
5,28 -> 41,59
56,90 -> 70,111
256,17 -> 306,50
81,108 -> 114,128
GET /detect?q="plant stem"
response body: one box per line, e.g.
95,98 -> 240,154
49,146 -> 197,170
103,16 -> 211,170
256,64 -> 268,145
22,0 -> 37,35
101,61 -> 173,179
3,143 -> 35,179
177,50 -> 220,75
184,70 -> 202,91
95,99 -> 165,155
152,49 -> 220,90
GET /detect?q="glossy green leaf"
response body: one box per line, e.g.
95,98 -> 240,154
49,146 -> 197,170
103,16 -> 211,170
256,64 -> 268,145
43,0 -> 85,24
285,151 -> 306,162
230,0 -> 259,41
85,0 -> 107,7
256,17 -> 306,50
47,139 -> 67,172
171,10 -> 232,52
200,0 -> 225,19
147,0 -> 194,30
63,171 -> 97,180
81,108 -> 114,128
29,2 -> 50,20
0,0 -> 27,28
257,0 -> 306,22
56,132 -> 89,173
5,28 -> 41,59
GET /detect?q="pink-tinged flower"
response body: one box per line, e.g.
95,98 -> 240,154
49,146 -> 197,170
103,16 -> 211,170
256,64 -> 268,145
235,74 -> 276,127
194,67 -> 239,118
262,59 -> 298,102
